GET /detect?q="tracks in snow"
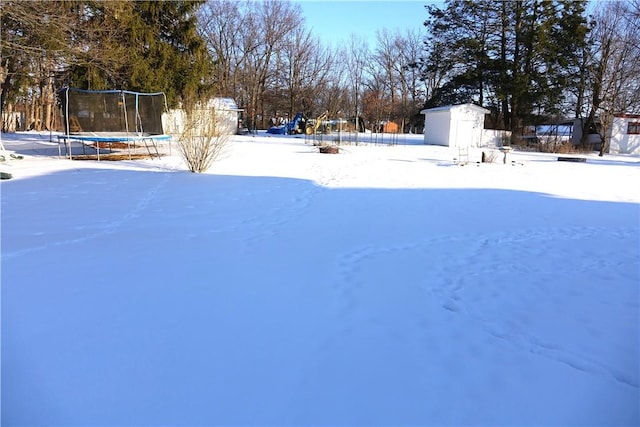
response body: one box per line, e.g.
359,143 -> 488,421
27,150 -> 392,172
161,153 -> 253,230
1,171 -> 172,260
329,225 -> 639,390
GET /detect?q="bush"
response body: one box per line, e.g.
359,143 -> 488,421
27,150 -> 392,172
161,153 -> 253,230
177,108 -> 230,173
481,150 -> 500,163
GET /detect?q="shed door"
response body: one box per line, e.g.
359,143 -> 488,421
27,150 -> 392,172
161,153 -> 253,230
453,119 -> 475,147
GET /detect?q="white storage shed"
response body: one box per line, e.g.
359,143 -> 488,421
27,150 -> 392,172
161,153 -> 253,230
162,97 -> 242,136
421,103 -> 490,147
608,114 -> 640,155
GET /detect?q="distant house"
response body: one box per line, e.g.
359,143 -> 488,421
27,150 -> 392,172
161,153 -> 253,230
570,115 -> 639,154
163,97 -> 243,136
381,121 -> 399,133
607,114 -> 640,155
569,118 -> 602,149
521,122 -> 575,149
421,103 -> 490,147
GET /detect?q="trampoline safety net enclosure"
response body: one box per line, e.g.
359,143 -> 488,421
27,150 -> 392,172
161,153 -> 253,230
57,87 -> 171,160
59,87 -> 167,135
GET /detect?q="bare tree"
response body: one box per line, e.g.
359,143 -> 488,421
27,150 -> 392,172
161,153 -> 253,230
282,28 -> 336,119
345,34 -> 370,137
393,29 -> 426,133
1,1 -> 131,131
373,29 -> 399,115
580,0 -> 640,155
198,0 -> 245,98
631,0 -> 640,38
1,1 -> 76,131
366,28 -> 430,133
245,0 -> 302,129
200,0 -> 343,130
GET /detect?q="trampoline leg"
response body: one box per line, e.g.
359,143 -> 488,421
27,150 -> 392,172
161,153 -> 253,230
143,138 -> 160,159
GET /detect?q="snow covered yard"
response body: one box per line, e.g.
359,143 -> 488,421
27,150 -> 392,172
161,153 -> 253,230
1,131 -> 639,425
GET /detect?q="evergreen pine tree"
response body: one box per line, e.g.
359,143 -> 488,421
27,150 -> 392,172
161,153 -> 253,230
422,0 -> 589,137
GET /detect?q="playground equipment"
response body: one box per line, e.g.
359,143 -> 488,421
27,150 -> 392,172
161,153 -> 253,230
305,111 -> 328,135
57,87 -> 171,160
266,112 -> 306,135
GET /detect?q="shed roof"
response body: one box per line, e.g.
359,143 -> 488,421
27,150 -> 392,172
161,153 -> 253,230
206,97 -> 243,111
420,103 -> 490,115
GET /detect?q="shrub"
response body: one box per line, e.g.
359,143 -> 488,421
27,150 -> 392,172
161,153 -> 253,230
482,150 -> 500,163
177,108 -> 230,173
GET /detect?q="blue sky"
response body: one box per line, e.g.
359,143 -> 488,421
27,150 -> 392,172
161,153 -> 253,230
295,1 -> 599,48
293,1 -> 442,47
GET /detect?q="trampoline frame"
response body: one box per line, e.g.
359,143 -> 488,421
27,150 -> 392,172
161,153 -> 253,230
57,133 -> 171,160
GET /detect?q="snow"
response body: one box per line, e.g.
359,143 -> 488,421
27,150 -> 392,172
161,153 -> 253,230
1,131 -> 639,426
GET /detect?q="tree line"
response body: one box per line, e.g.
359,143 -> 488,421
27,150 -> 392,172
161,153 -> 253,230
1,1 -> 210,131
422,0 -> 639,150
1,0 -> 638,145
0,0 -> 425,133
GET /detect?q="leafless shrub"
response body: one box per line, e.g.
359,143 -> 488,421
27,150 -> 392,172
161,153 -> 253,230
177,108 -> 230,173
538,139 -> 575,154
482,150 -> 500,163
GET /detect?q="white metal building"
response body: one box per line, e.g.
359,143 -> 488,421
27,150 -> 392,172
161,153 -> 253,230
421,103 -> 490,147
162,97 -> 242,136
608,114 -> 640,155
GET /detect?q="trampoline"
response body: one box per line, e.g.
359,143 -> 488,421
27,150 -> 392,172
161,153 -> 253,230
58,88 -> 172,160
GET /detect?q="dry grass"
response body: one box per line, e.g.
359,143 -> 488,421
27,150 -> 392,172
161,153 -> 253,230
538,141 -> 594,154
91,142 -> 141,149
70,153 -> 163,161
